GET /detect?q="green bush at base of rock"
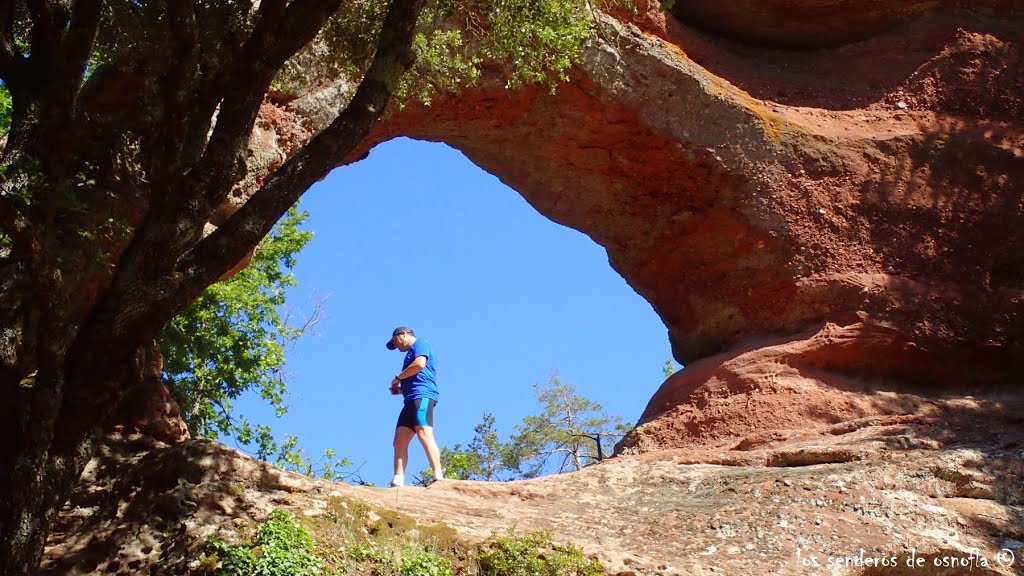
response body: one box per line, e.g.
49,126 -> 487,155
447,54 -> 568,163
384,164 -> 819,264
205,504 -> 604,576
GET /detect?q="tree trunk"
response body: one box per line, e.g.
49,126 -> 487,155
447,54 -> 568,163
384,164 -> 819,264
0,1 -> 424,572
0,344 -> 145,576
0,432 -> 96,575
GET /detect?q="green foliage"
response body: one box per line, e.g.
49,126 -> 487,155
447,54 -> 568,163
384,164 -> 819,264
271,435 -> 355,483
318,501 -> 466,574
207,537 -> 257,576
0,82 -> 11,134
663,358 -> 677,378
159,206 -> 357,482
270,0 -> 598,102
345,541 -> 389,564
468,412 -> 518,479
400,551 -> 455,576
419,412 -> 519,484
477,530 -> 604,576
402,0 -> 597,102
206,504 -> 606,576
160,206 -> 313,442
659,0 -> 676,12
273,1 -> 387,97
400,26 -> 482,106
254,510 -> 323,576
207,510 -> 324,576
475,0 -> 595,89
422,375 -> 633,482
91,1 -> 257,94
13,0 -> 598,117
509,374 -> 631,477
439,445 -> 481,480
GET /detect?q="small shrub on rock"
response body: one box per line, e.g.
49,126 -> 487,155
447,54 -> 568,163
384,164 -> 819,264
206,510 -> 324,576
477,530 -> 604,576
400,551 -> 455,576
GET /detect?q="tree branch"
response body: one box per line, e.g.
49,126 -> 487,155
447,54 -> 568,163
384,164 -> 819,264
147,0 -> 198,187
1,0 -> 98,108
184,0 -> 342,221
105,0 -> 342,317
66,0 -> 424,399
164,0 -> 198,102
25,0 -> 61,66
61,0 -> 101,79
0,0 -> 22,82
174,0 -> 424,304
78,1 -> 341,369
5,2 -> 101,373
280,293 -> 325,350
179,0 -> 288,194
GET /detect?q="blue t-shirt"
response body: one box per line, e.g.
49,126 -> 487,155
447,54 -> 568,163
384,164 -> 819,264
401,339 -> 438,401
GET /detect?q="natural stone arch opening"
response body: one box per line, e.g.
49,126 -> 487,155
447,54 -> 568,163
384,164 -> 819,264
9,5 -> 1024,576
360,77 -> 788,367
248,135 -> 673,481
227,6 -> 1024,456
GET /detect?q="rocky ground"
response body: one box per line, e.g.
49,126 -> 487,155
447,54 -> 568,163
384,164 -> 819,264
42,392 -> 1024,576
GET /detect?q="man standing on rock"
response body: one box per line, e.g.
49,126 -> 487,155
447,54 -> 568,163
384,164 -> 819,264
386,326 -> 443,487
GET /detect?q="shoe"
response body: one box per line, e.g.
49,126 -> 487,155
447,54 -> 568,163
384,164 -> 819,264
389,475 -> 404,487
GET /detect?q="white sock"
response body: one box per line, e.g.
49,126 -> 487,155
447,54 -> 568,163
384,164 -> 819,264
433,469 -> 444,481
390,474 -> 404,487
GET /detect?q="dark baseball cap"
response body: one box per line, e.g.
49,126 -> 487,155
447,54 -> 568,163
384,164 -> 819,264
386,326 -> 414,350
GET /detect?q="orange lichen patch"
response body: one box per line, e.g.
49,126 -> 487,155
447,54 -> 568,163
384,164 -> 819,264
646,30 -> 793,141
702,71 -> 790,141
644,29 -> 689,60
740,96 -> 786,141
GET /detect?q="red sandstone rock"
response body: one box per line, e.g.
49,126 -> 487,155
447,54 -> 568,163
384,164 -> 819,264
667,0 -> 1023,49
109,343 -> 190,445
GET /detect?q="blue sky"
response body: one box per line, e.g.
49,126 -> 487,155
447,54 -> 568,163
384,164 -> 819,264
233,137 -> 674,486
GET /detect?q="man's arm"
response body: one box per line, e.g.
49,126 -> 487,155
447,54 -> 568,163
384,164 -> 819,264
391,356 -> 427,386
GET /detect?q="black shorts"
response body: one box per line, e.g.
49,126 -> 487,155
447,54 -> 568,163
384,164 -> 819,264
396,398 -> 436,430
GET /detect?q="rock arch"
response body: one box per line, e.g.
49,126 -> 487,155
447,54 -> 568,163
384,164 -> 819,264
259,5 -> 1023,452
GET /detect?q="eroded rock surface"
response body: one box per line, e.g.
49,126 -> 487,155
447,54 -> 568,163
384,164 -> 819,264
108,342 -> 190,446
43,403 -> 1024,576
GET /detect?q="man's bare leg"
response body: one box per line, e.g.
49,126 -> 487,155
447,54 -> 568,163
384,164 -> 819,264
392,426 -> 416,486
415,425 -> 443,481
